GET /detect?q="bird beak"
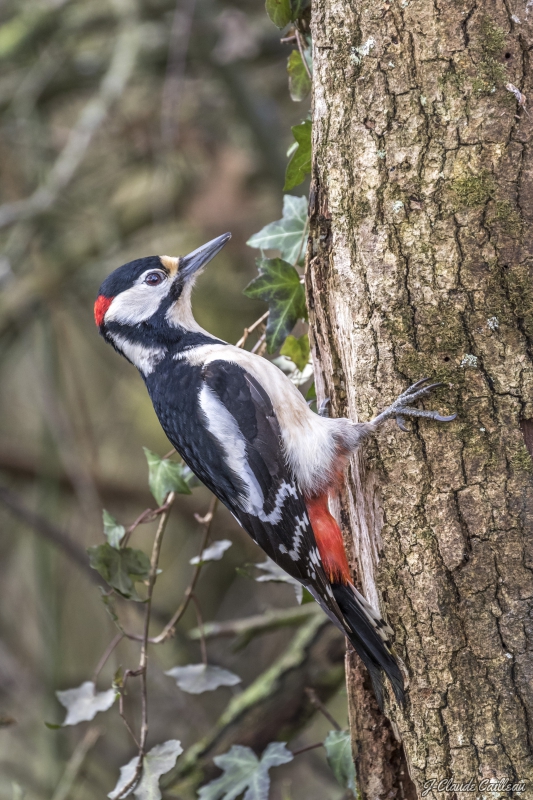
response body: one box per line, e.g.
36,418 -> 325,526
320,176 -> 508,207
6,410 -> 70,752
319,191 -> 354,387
179,232 -> 231,281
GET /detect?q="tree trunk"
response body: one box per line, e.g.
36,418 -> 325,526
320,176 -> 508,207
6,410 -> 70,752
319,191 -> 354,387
307,1 -> 533,797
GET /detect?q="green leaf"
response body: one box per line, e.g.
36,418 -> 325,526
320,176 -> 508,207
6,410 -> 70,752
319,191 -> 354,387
265,0 -> 292,28
324,730 -> 356,792
280,333 -> 310,371
284,120 -> 311,191
165,664 -> 241,694
103,509 -> 126,549
198,742 -> 294,800
56,681 -> 116,726
108,740 -> 183,800
143,448 -> 192,506
244,258 -> 306,352
247,195 -> 308,265
287,50 -> 311,102
88,543 -> 151,601
44,722 -> 62,730
306,381 -> 316,401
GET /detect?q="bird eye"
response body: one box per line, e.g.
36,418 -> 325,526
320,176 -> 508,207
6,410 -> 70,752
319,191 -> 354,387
144,272 -> 164,286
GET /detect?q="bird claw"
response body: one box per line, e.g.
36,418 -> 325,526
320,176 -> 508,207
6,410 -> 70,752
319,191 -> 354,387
318,398 -> 330,418
396,414 -> 410,432
373,378 -> 456,432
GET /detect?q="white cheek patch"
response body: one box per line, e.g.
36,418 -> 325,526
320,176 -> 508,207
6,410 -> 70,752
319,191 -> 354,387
105,276 -> 171,325
109,332 -> 166,375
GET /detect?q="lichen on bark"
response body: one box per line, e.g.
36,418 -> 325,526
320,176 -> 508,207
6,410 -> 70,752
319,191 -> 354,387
307,1 -> 533,797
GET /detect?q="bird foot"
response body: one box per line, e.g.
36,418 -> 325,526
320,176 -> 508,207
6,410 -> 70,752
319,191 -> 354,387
372,378 -> 456,432
318,398 -> 330,418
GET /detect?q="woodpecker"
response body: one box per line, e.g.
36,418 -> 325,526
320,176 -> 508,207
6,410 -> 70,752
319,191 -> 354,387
95,233 -> 455,708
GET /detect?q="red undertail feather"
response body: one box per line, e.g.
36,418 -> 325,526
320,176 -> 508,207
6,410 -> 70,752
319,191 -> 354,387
94,295 -> 113,327
305,493 -> 351,584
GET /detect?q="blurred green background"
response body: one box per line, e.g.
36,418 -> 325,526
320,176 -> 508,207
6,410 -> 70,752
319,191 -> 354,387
0,0 -> 348,797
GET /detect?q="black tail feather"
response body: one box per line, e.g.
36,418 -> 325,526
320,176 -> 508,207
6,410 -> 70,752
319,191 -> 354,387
332,583 -> 405,709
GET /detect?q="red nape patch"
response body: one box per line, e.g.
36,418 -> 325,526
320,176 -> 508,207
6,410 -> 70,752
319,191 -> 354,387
94,295 -> 113,327
306,494 -> 351,584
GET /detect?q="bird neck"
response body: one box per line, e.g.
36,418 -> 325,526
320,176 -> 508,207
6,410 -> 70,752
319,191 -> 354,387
105,319 -> 223,376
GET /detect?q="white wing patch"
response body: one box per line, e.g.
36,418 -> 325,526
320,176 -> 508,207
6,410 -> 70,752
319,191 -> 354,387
279,514 -> 308,561
199,384 -> 298,522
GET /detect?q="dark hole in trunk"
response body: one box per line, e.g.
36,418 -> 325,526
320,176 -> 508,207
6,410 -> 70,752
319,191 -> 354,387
520,419 -> 533,457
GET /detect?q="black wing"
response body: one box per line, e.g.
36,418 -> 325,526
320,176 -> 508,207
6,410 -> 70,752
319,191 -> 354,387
172,358 -> 348,632
148,356 -> 404,707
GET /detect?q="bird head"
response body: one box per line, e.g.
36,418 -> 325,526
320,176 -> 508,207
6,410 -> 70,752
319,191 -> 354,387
94,233 -> 230,366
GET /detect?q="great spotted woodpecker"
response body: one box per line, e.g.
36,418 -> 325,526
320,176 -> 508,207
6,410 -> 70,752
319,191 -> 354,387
95,233 -> 455,708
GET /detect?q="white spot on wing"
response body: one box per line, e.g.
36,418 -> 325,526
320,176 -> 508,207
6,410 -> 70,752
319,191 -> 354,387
278,514 -> 307,561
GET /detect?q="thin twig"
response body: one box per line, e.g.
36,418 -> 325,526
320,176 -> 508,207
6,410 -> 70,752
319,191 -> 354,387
188,603 -> 320,642
295,30 -> 312,82
251,331 -> 267,355
0,485 -> 99,583
160,0 -> 197,147
118,670 -> 141,750
291,741 -> 323,756
140,495 -> 218,645
0,0 -> 141,231
190,593 -> 208,666
121,494 -> 175,547
92,632 -> 124,684
51,727 -> 101,800
305,687 -> 341,730
235,311 -> 269,348
140,494 -> 176,746
116,494 -> 176,798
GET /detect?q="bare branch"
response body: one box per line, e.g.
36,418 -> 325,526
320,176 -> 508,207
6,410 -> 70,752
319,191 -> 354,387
51,727 -> 101,800
305,687 -> 341,731
188,604 -> 321,645
0,0 -> 141,230
235,311 -> 269,348
0,484 -> 99,583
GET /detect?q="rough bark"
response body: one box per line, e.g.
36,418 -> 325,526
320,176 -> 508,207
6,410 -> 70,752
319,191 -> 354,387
308,1 -> 533,797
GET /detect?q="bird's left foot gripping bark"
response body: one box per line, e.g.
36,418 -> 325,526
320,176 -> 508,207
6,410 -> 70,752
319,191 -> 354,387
372,377 -> 456,432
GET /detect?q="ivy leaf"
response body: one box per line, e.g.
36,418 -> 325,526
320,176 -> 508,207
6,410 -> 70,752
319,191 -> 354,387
265,0 -> 292,29
103,509 -> 126,549
324,730 -> 356,792
287,50 -> 311,102
143,448 -> 192,506
88,543 -> 151,601
246,194 -> 308,265
284,120 -> 311,191
198,742 -> 294,800
190,539 -> 232,565
108,740 -> 183,800
165,664 -> 241,694
56,681 -> 116,726
243,258 -> 306,352
280,333 -> 310,372
255,558 -> 303,604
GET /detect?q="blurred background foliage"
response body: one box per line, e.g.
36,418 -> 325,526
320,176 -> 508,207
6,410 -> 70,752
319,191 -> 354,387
0,0 -> 349,798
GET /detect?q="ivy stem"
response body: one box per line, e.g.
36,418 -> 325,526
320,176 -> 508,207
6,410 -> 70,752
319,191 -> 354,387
235,311 -> 269,348
92,631 -> 124,684
116,491 -> 176,799
295,30 -> 312,82
190,592 -> 208,666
